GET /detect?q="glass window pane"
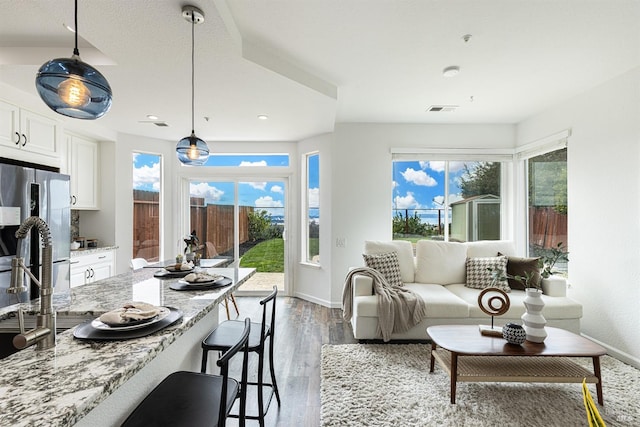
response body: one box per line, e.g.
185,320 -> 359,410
528,148 -> 568,273
132,153 -> 161,262
393,160 -> 501,242
202,154 -> 289,167
306,153 -> 320,263
188,181 -> 235,265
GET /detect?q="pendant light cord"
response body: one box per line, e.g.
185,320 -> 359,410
191,12 -> 195,134
73,0 -> 79,56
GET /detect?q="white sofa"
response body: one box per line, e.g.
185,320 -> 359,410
347,239 -> 583,341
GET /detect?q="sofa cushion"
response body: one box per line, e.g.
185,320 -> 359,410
465,256 -> 510,292
364,240 -> 415,283
362,252 -> 404,288
502,254 -> 541,291
415,240 -> 467,285
465,240 -> 516,258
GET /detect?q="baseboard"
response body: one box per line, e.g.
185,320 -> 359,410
581,332 -> 640,369
293,290 -> 335,308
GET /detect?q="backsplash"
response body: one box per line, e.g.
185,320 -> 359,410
71,210 -> 80,241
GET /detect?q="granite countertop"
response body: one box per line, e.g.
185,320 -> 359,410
69,246 -> 118,257
0,266 -> 255,427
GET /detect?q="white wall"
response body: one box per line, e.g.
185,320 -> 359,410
517,67 -> 640,366
325,123 -> 516,307
295,133 -> 333,305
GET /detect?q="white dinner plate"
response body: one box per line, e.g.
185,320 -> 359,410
91,307 -> 171,331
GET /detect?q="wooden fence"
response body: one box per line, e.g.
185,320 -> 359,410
529,206 -> 567,249
133,190 -> 252,260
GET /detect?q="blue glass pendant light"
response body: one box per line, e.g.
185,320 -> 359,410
176,5 -> 209,166
35,0 -> 112,120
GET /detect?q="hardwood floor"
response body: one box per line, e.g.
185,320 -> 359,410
220,295 -> 357,427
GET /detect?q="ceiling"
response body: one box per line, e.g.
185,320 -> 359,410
1,0 -> 639,143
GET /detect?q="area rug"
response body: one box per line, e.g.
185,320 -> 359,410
321,344 -> 639,427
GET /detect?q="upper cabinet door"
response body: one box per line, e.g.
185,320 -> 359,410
19,109 -> 59,157
68,134 -> 100,210
0,100 -> 20,148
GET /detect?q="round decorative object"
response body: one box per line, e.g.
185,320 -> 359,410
502,322 -> 526,345
478,287 -> 511,317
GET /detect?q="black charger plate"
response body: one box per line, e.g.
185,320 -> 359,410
169,276 -> 232,291
73,307 -> 183,341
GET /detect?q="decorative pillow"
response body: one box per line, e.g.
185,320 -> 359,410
499,253 -> 541,291
362,252 -> 404,288
465,256 -> 510,292
364,240 -> 415,283
415,240 -> 467,284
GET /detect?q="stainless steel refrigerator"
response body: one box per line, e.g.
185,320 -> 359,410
0,158 -> 70,309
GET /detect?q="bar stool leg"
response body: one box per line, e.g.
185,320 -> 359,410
257,343 -> 266,427
230,293 -> 240,316
268,336 -> 281,406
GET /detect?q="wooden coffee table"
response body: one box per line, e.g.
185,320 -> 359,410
427,325 -> 607,404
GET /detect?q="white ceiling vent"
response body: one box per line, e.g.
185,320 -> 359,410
426,105 -> 459,112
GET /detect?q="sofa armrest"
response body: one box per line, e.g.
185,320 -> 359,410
353,274 -> 374,297
541,276 -> 567,297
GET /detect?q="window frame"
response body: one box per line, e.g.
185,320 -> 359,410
302,151 -> 320,265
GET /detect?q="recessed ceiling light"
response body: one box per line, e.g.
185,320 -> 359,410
442,66 -> 460,78
147,114 -> 159,120
257,115 -> 268,120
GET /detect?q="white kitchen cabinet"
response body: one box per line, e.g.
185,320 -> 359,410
0,100 -> 61,166
67,133 -> 100,210
70,250 -> 115,288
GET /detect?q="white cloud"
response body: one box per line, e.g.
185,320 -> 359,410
255,196 -> 283,208
394,192 -> 421,209
426,161 -> 466,173
401,168 -> 437,186
271,185 -> 283,194
431,193 -> 464,207
133,162 -> 160,190
242,181 -> 267,191
239,160 -> 267,167
308,188 -> 319,207
190,182 -> 224,201
419,161 -> 428,170
392,180 -> 399,189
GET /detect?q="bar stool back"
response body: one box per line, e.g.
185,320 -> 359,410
121,318 -> 251,427
201,286 -> 281,427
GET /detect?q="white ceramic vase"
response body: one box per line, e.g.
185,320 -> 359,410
521,288 -> 547,343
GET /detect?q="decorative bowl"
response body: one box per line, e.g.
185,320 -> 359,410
502,322 -> 526,345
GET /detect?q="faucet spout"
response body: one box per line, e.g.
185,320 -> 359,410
8,216 -> 56,351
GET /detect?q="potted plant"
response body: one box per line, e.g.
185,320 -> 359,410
538,242 -> 569,296
183,231 -> 200,263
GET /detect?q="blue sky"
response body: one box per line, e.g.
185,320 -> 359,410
393,161 -> 472,224
132,153 -> 319,218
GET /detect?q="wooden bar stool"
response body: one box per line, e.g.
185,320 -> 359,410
121,318 -> 251,427
201,287 -> 281,427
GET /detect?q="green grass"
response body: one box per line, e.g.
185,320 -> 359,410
239,238 -> 284,272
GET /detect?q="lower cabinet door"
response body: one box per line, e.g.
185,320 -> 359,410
91,262 -> 113,282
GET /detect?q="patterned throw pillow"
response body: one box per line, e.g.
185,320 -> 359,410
362,252 -> 404,288
465,256 -> 510,292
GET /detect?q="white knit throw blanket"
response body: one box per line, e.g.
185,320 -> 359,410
342,267 -> 428,342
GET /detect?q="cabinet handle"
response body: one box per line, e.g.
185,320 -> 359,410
70,260 -> 80,265
14,132 -> 20,144
90,268 -> 95,278
85,269 -> 90,280
98,255 -> 106,259
21,134 -> 27,147
72,195 -> 77,205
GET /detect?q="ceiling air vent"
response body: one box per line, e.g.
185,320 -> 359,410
427,105 -> 459,112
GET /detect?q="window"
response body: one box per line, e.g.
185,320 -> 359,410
304,153 -> 320,263
392,159 -> 502,242
201,154 -> 289,167
132,152 -> 161,262
526,147 -> 568,273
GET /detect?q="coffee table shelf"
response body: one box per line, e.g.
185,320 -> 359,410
433,348 -> 599,383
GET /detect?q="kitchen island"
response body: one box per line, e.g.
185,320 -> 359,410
0,265 -> 255,427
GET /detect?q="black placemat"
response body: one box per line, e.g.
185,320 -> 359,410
169,277 -> 232,291
73,307 -> 183,341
